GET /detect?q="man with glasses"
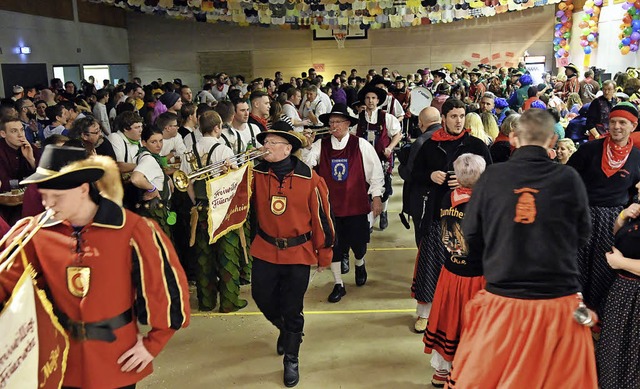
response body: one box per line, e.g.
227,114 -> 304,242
252,121 -> 335,387
69,117 -> 116,160
305,103 -> 385,303
16,98 -> 44,147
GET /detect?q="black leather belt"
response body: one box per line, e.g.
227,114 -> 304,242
258,228 -> 312,250
56,308 -> 133,342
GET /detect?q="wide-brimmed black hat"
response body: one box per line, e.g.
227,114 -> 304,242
469,68 -> 481,76
394,76 -> 407,84
432,70 -> 446,79
319,103 -> 358,127
21,145 -> 104,189
370,75 -> 392,89
256,121 -> 302,152
357,84 -> 387,106
564,63 -> 579,74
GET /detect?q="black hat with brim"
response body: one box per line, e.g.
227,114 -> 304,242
319,103 -> 358,127
21,145 -> 104,190
256,121 -> 303,152
357,84 -> 387,106
432,70 -> 446,79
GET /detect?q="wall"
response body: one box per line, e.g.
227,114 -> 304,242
0,8 -> 129,94
569,3 -> 639,75
127,6 -> 554,88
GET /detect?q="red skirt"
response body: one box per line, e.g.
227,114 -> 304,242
446,290 -> 597,389
423,266 -> 485,362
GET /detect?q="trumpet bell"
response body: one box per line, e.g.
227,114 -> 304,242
173,170 -> 190,192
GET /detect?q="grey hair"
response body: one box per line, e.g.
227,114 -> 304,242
453,153 -> 487,188
482,92 -> 496,101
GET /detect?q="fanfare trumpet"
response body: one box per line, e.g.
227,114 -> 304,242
0,208 -> 56,272
303,128 -> 333,136
173,149 -> 269,192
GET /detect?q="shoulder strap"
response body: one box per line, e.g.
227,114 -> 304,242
205,143 -> 221,165
122,137 -> 129,162
191,134 -> 202,169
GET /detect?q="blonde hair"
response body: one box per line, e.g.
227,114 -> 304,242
199,110 -> 222,135
557,138 -> 577,154
480,112 -> 500,140
453,153 -> 487,188
465,112 -> 490,145
499,113 -> 520,137
567,93 -> 582,108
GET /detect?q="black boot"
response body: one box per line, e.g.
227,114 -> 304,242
283,331 -> 303,387
277,327 -> 285,356
327,283 -> 346,303
355,261 -> 367,286
341,252 -> 350,274
379,211 -> 388,230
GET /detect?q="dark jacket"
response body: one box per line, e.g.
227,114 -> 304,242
585,96 -> 616,135
412,132 -> 492,232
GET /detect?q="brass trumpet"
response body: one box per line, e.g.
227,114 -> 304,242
173,149 -> 269,192
303,128 -> 333,136
0,209 -> 56,273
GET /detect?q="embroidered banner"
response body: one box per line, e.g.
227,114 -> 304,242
207,164 -> 252,244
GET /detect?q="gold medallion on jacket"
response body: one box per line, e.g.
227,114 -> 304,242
66,266 -> 91,297
270,195 -> 287,216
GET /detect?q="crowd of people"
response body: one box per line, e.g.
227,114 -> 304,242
0,61 -> 639,388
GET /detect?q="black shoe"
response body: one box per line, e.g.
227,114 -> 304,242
283,332 -> 303,387
341,253 -> 350,274
355,263 -> 367,286
327,284 -> 346,303
379,211 -> 388,230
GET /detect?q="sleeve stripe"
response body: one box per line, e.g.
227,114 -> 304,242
147,220 -> 188,330
315,187 -> 335,248
130,239 -> 150,325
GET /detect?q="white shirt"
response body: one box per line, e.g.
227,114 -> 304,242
381,95 -> 405,119
160,134 -> 187,163
211,84 -> 229,101
304,134 -> 385,198
180,136 -> 234,175
92,102 -> 111,135
196,90 -> 217,104
134,152 -> 169,200
282,101 -> 304,132
301,96 -> 329,123
233,122 -> 262,150
362,108 -> 402,141
219,126 -> 243,154
183,129 -> 204,152
108,131 -> 140,163
318,89 -> 333,111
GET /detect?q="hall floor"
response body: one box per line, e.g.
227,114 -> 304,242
139,177 -> 433,388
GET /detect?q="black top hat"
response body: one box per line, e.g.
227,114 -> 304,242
370,75 -> 392,88
432,70 -> 446,79
256,121 -> 302,152
357,84 -> 387,106
319,103 -> 358,127
21,145 -> 104,190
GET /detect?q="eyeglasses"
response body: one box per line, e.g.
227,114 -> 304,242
86,131 -> 101,135
263,140 -> 290,146
328,120 -> 348,125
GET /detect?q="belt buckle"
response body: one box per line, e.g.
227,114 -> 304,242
275,238 -> 288,250
70,321 -> 87,341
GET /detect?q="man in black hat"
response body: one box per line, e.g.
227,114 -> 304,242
469,69 -> 487,104
430,70 -> 447,95
305,103 -> 385,303
0,145 -> 190,389
251,121 -> 335,387
371,75 -> 405,120
355,83 -> 403,231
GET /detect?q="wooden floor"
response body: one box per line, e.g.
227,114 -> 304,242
139,176 -> 434,388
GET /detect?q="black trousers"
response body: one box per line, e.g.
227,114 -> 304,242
251,258 -> 310,333
332,214 -> 370,262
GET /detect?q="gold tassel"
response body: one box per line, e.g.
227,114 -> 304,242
189,206 -> 198,247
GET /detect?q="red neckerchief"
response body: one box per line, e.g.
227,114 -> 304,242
494,133 -> 515,152
250,114 -> 268,130
431,127 -> 469,142
216,83 -> 225,92
451,187 -> 472,208
601,135 -> 634,177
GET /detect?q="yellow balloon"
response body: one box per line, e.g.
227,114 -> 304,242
588,20 -> 596,26
559,2 -> 567,9
622,46 -> 631,55
591,26 -> 598,33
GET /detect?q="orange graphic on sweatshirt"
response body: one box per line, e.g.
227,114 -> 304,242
513,188 -> 540,224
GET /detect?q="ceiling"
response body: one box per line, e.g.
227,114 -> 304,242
85,0 -> 559,30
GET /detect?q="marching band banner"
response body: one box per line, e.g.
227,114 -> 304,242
0,265 -> 68,389
206,164 -> 252,244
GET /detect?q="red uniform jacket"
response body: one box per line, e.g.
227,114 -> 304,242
0,197 -> 190,389
250,157 -> 335,267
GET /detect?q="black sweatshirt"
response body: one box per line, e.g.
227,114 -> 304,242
463,146 -> 592,299
566,138 -> 640,207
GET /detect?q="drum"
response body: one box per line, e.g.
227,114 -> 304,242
409,87 -> 433,116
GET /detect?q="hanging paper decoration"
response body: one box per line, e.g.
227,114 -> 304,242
578,0 -> 601,66
84,0 -> 562,29
619,0 -> 640,55
553,0 -> 573,59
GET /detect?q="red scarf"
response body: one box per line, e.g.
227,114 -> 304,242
250,114 -> 268,130
451,187 -> 473,208
601,136 -> 634,177
494,133 -> 509,143
431,127 -> 469,142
